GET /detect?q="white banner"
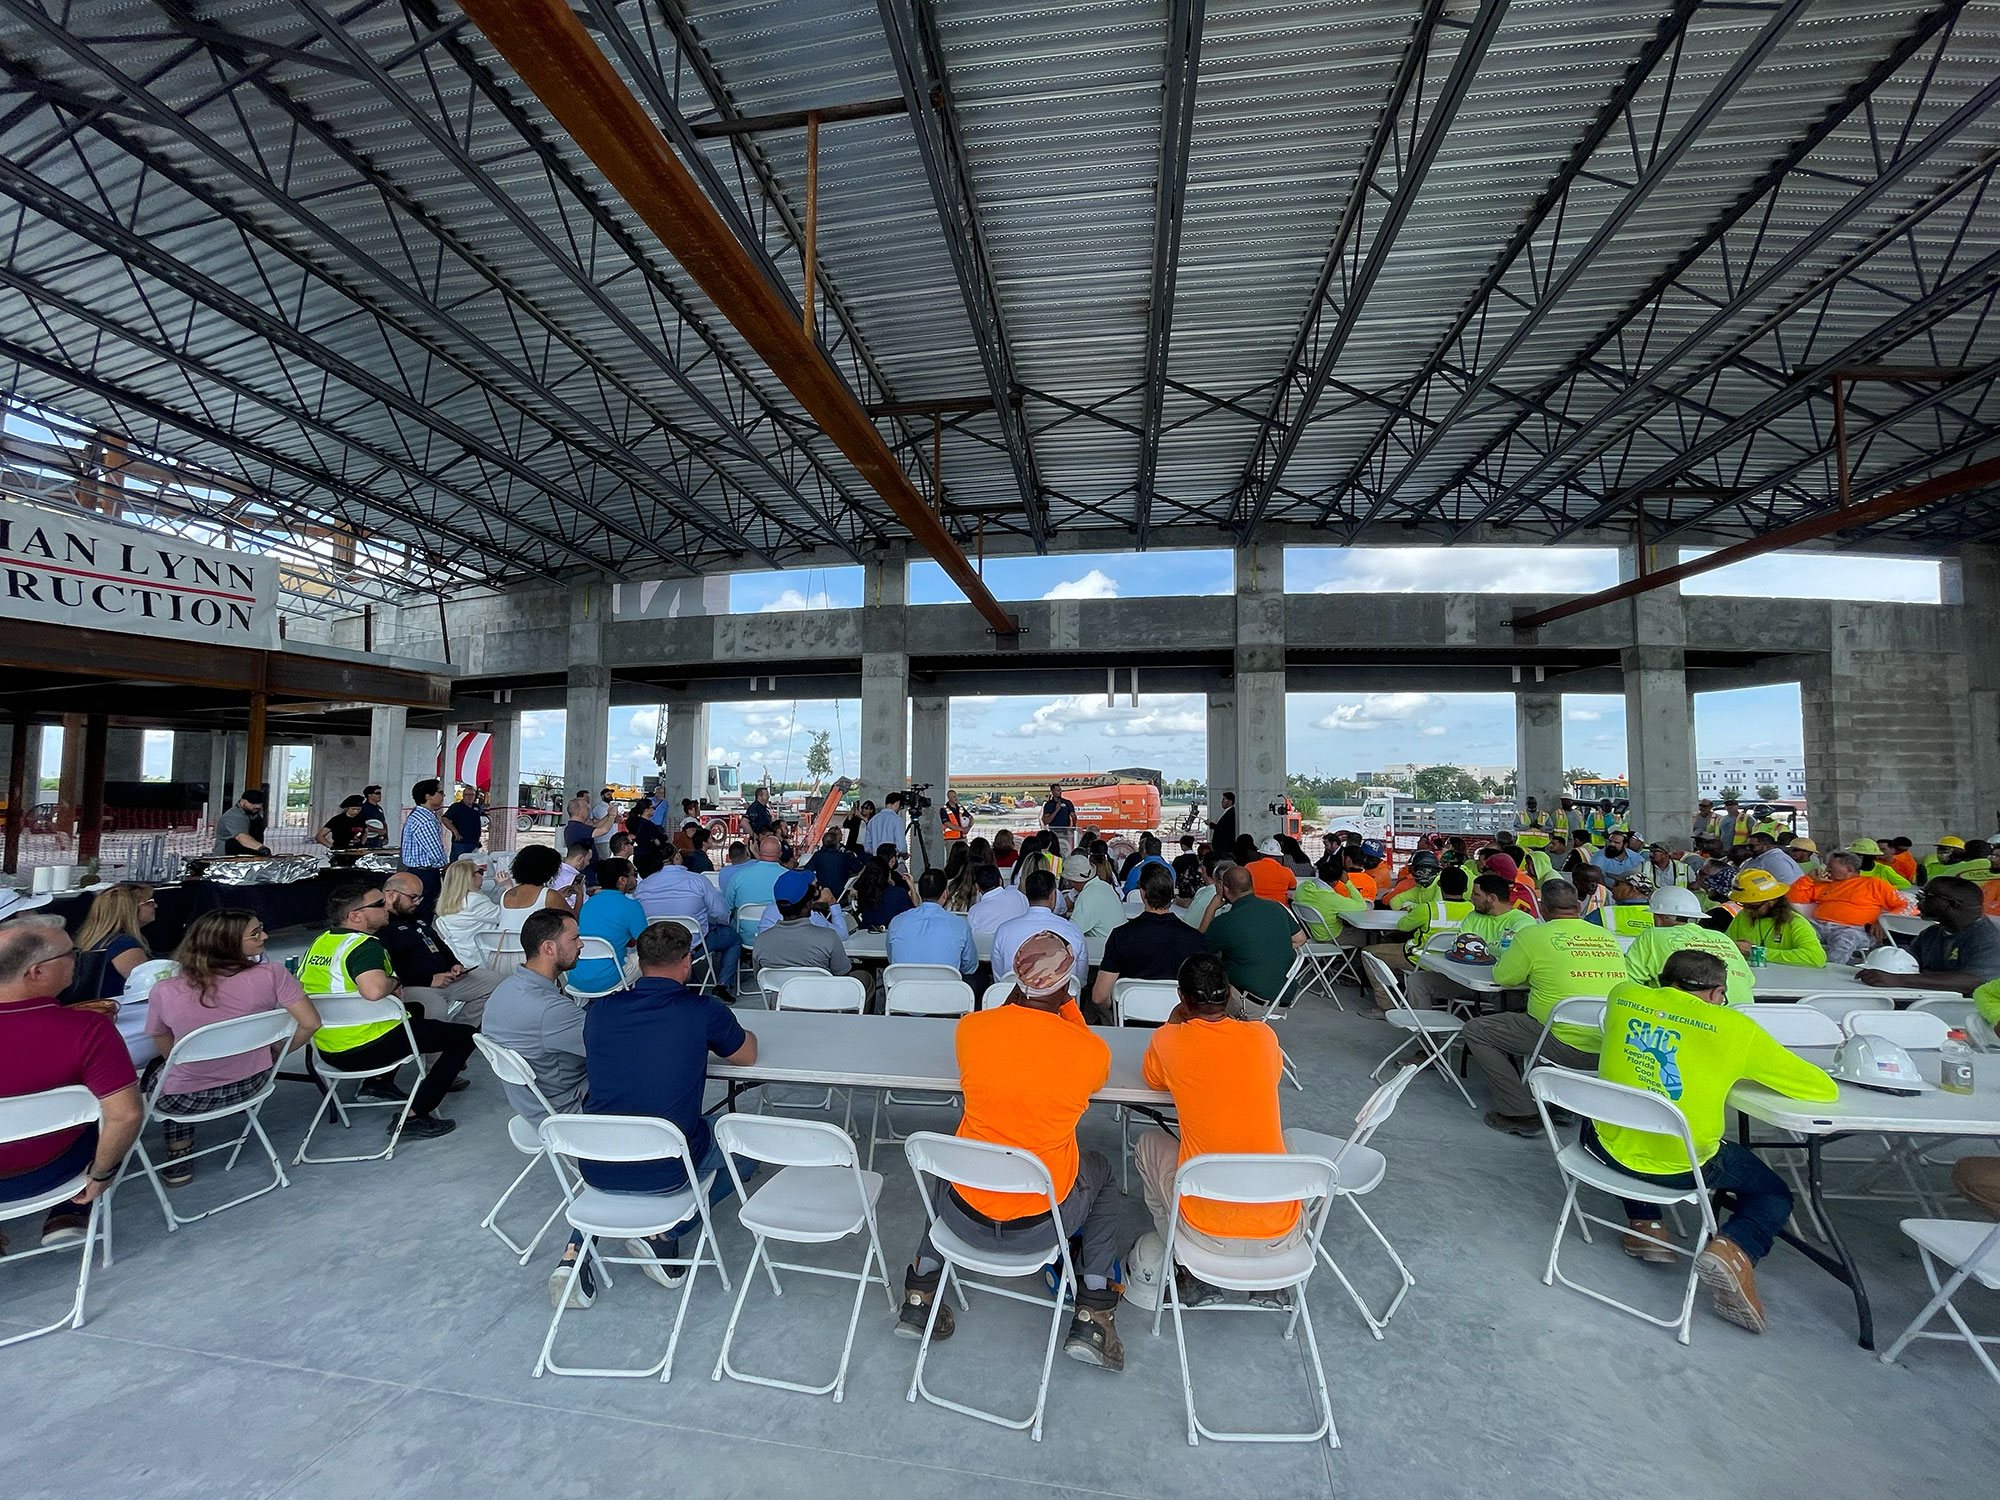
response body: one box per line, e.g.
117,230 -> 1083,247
0,497 -> 279,648
611,575 -> 729,621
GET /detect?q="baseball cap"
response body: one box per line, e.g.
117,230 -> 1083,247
1012,931 -> 1075,997
1648,886 -> 1702,918
1939,835 -> 1966,849
1730,868 -> 1788,903
773,869 -> 815,906
1410,851 -> 1441,873
1060,853 -> 1093,882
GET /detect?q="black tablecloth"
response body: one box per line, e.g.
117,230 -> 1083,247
44,868 -> 387,950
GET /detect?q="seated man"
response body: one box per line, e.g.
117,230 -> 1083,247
886,868 -> 978,976
377,869 -> 501,1025
993,869 -> 1088,991
1367,851 -> 1454,974
805,830 -> 864,900
633,844 -> 741,999
1725,868 -> 1826,965
1589,950 -> 1837,1333
754,869 -> 863,993
726,834 -> 788,942
1400,872 -> 1536,1014
1134,952 -> 1300,1304
1860,876 -> 2000,994
1089,864 -> 1211,1018
1203,864 -> 1307,1010
571,859 -> 650,994
1741,831 -> 1804,886
966,863 -> 1030,939
548,920 -> 758,1307
480,908 -> 587,1122
297,883 -> 476,1140
1463,879 -> 1627,1136
1119,833 -> 1172,895
1591,874 -> 1656,937
1622,885 -> 1753,1005
0,916 -> 142,1250
1593,830 -> 1647,882
896,931 -> 1124,1370
1798,849 -> 1903,965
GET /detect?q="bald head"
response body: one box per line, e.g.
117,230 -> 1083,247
1220,865 -> 1254,901
757,834 -> 781,861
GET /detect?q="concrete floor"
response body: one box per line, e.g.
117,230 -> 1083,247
4,945 -> 1996,1500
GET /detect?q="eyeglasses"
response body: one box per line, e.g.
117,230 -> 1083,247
355,897 -> 388,912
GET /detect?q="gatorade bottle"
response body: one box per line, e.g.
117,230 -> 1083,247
1940,1030 -> 1975,1095
1749,945 -> 1766,967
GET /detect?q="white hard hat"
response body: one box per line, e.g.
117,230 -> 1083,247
1259,837 -> 1284,856
1858,945 -> 1920,976
1121,1231 -> 1167,1313
1830,1033 -> 1932,1095
1647,886 -> 1702,919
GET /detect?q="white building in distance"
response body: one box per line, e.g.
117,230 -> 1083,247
1698,755 -> 1806,801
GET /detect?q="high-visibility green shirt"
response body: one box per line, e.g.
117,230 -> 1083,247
1395,892 -> 1470,955
1490,918 -> 1628,1051
1725,911 -> 1825,966
1595,980 -> 1837,1175
1461,907 -> 1537,950
1622,923 -> 1755,1007
1975,976 -> 2000,1036
1294,878 -> 1367,933
1588,902 -> 1656,937
297,930 -> 400,1051
1524,850 -> 1554,885
1870,860 -> 1912,890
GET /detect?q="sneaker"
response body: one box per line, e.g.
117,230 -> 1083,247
1174,1268 -> 1223,1308
1694,1237 -> 1766,1333
359,1075 -> 404,1102
627,1236 -> 686,1290
1250,1288 -> 1293,1311
549,1253 -> 596,1309
1622,1219 -> 1676,1264
895,1282 -> 954,1341
1063,1305 -> 1124,1371
160,1150 -> 195,1188
40,1211 -> 88,1249
1482,1111 -> 1541,1137
446,1076 -> 472,1094
396,1114 -> 456,1140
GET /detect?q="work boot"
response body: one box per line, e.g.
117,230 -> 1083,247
1482,1111 -> 1541,1137
1622,1219 -> 1676,1264
1694,1236 -> 1766,1333
896,1266 -> 953,1341
1064,1305 -> 1125,1371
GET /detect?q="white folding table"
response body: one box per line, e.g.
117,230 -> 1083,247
1338,909 -> 1405,933
843,929 -> 1109,967
1731,1049 -> 2000,1350
1748,963 -> 1935,1003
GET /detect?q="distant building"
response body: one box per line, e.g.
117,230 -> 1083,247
1697,755 -> 1806,801
1358,762 -> 1516,788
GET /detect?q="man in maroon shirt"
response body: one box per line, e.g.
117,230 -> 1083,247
0,917 -> 142,1251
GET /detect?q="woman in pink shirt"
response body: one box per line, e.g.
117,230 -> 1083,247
145,910 -> 320,1186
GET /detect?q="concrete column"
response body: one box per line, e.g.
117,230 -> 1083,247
910,694 -> 950,872
565,584 -> 610,799
205,731 -> 227,825
1206,689 -> 1236,824
310,734 -> 369,834
1514,691 -> 1564,817
368,706 -> 407,838
105,728 -> 145,784
1233,544 -> 1286,845
660,697 -> 710,807
169,731 -> 209,787
860,553 -> 910,805
1947,546 -> 2000,836
58,712 -> 86,824
1622,651 -> 1695,846
0,724 -> 43,806
488,711 -> 522,854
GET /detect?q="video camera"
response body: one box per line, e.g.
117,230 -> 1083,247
905,782 -> 934,815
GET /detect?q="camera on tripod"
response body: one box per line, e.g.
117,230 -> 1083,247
905,782 -> 934,815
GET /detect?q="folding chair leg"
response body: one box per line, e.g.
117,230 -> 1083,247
0,1200 -> 102,1351
907,1261 -> 1069,1441
1880,1245 -> 2000,1386
1316,1196 -> 1416,1339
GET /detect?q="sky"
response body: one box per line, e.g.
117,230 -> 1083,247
111,543 -> 1941,786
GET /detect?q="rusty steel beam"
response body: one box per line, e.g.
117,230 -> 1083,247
688,95 -> 909,137
1513,452 -> 2000,630
459,0 -> 1018,638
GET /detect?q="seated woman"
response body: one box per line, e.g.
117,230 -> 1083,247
492,844 -> 570,972
848,856 -> 914,929
434,861 -> 505,975
143,909 -> 321,1186
990,827 -> 1019,873
76,882 -> 156,1000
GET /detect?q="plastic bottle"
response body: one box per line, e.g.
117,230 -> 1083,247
1749,944 -> 1766,967
1940,1030 -> 1975,1095
1499,927 -> 1515,952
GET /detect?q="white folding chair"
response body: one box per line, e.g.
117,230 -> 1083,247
534,1113 -> 729,1380
1524,996 -> 1609,1073
1909,995 -> 1982,1036
470,1033 -> 578,1262
757,964 -> 830,1009
565,936 -> 631,1004
883,962 -> 966,991
475,929 -> 523,978
1742,1003 -> 1845,1047
1360,950 -> 1474,1109
1879,1217 -> 2000,1388
1111,978 -> 1180,1027
0,1087 -> 107,1349
1290,902 -> 1357,1001
1122,888 -> 1150,915
114,1008 -> 296,1233
293,996 -> 427,1165
709,1115 -> 894,1402
983,974 -> 1019,1008
1527,1068 -> 1716,1344
1154,1152 -> 1340,1449
869,978 -> 977,1167
768,974 -> 866,1126
1844,1009 -> 1951,1048
736,902 -> 768,950
1236,949 -> 1308,1091
1282,1064 -> 1421,1339
1799,991 -> 1894,1023
902,1131 -> 1076,1442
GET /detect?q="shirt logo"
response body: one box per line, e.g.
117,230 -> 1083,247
1623,1017 -> 1684,1100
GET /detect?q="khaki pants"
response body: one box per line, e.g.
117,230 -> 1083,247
434,964 -> 501,1026
1133,1128 -> 1306,1259
1955,1156 -> 2000,1218
1462,1009 -> 1595,1118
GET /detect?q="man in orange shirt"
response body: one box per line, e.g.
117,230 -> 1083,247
1885,837 -> 1919,885
897,931 -> 1126,1370
1245,837 -> 1299,905
1135,952 -> 1301,1306
1804,849 -> 1903,965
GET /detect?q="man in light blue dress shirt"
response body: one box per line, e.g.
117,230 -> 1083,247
633,845 -> 741,996
862,792 -> 908,856
886,869 -> 978,975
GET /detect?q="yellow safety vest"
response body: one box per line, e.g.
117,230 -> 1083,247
299,930 -> 398,1052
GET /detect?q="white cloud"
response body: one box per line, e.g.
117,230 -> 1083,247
760,588 -> 833,612
1041,569 -> 1119,600
1316,693 -> 1441,732
1419,724 -> 1447,737
1566,707 -> 1601,722
1301,546 -> 1616,595
739,730 -> 770,749
1680,548 -> 1940,602
706,746 -> 731,763
993,693 -> 1205,741
626,708 -> 659,736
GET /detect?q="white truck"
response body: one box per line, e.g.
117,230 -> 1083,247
1326,792 -> 1518,855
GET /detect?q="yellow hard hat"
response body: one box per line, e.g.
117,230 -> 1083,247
1730,868 -> 1789,903
1789,837 -> 1817,854
1849,837 -> 1882,855
1939,835 -> 1966,850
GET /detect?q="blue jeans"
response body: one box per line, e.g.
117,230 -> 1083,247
567,1137 -> 755,1250
1583,1125 -> 1792,1262
0,1126 -> 96,1225
701,922 -> 742,993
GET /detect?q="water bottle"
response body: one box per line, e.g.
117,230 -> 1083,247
1499,928 -> 1515,952
1749,944 -> 1766,967
1940,1030 -> 1975,1095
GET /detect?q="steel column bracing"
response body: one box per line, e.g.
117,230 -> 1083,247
1133,0 -> 1204,550
876,0 -> 1046,549
1229,0 -> 1505,542
1341,0 -> 1814,539
458,0 -> 1020,637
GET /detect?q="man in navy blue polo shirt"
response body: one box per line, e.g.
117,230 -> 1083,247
544,920 -> 758,1309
